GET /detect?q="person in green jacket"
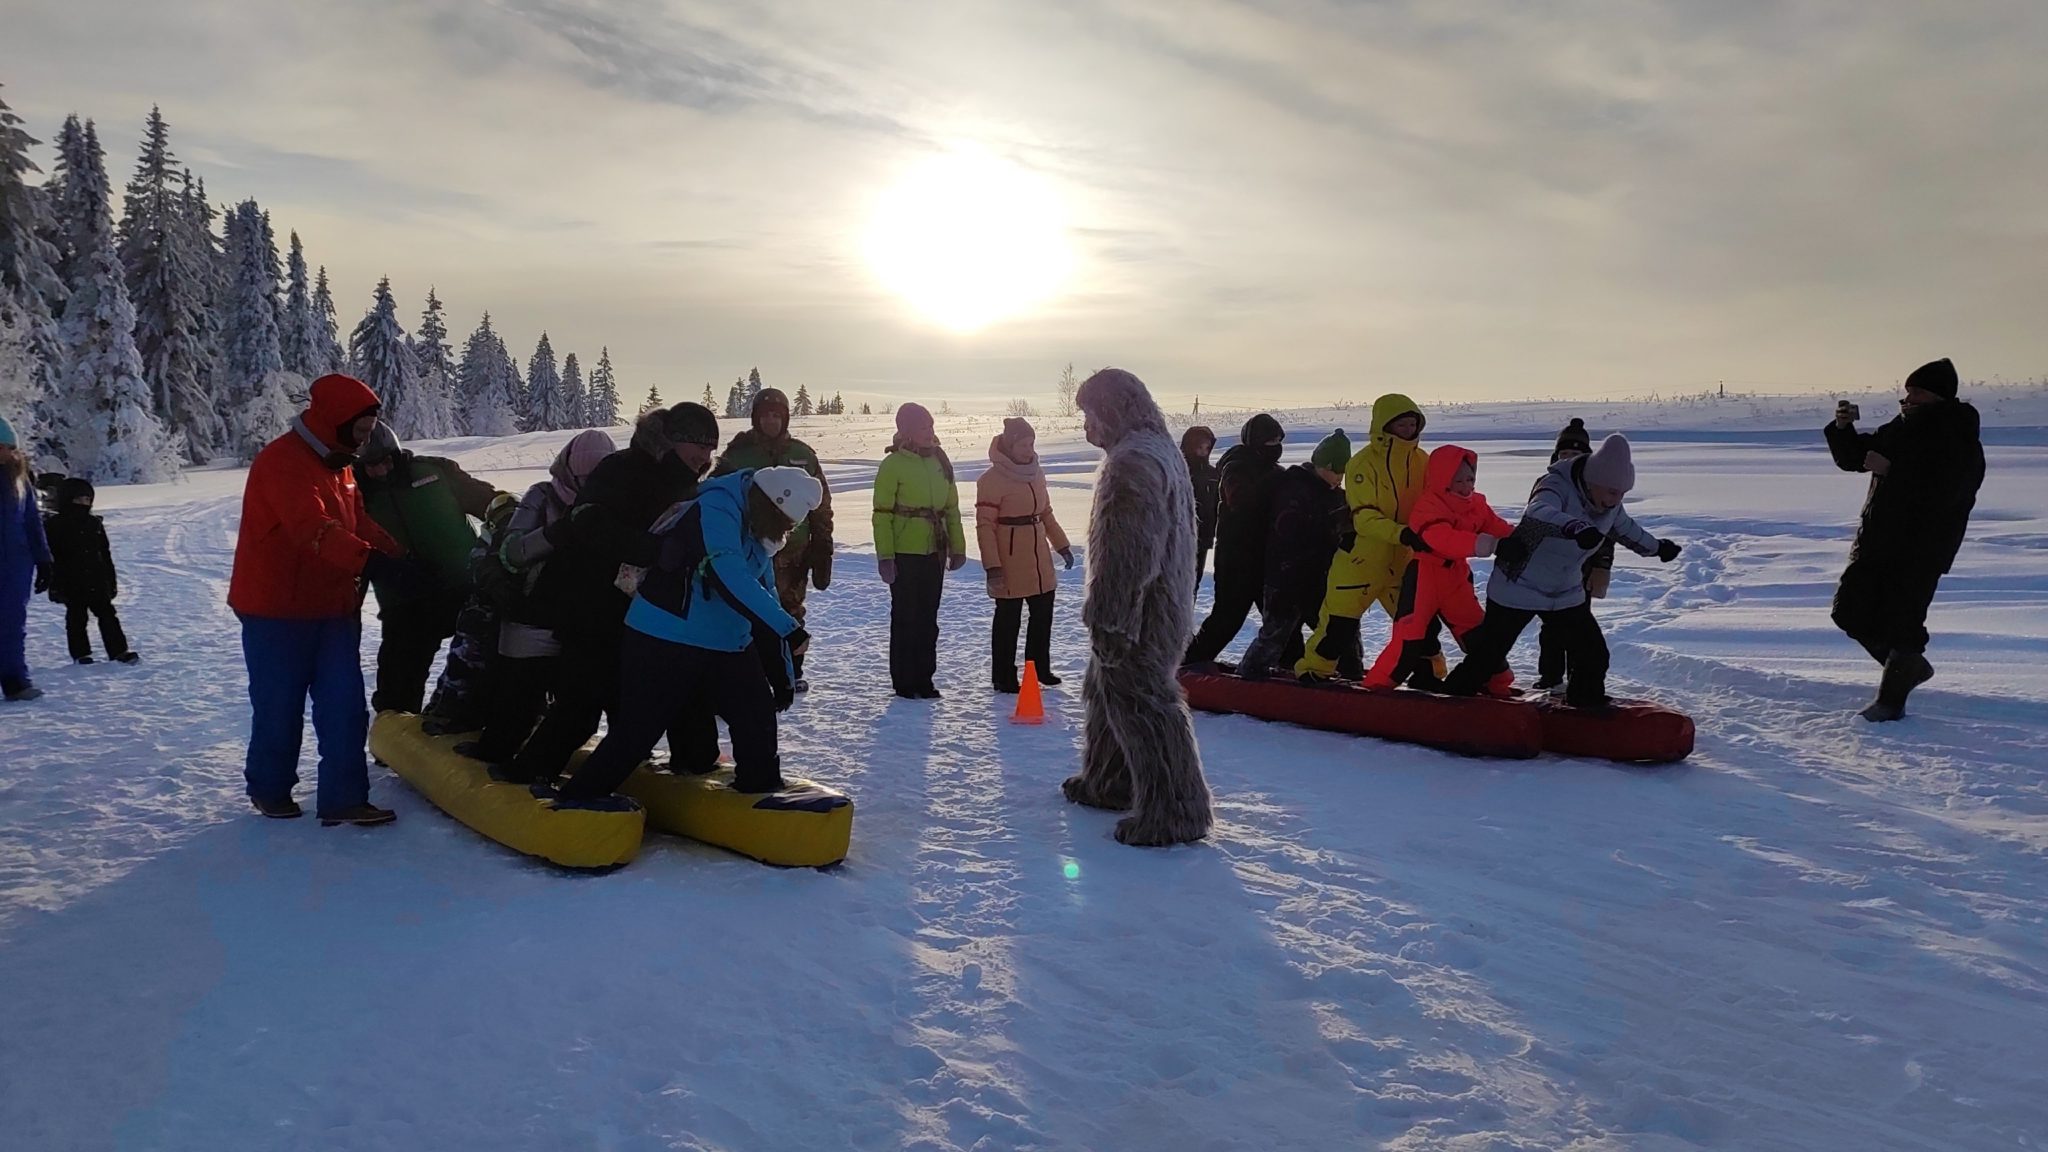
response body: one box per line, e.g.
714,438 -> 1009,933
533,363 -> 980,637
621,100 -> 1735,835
713,387 -> 833,689
357,423 -> 503,713
873,402 -> 965,699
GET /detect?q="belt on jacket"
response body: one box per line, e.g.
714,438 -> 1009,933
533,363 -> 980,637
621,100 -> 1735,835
891,504 -> 949,529
997,514 -> 1040,526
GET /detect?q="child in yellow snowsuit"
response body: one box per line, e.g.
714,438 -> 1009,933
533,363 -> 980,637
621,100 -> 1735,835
1295,394 -> 1429,679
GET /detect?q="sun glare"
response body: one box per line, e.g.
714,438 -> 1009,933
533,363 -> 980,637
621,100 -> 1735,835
864,147 -> 1073,332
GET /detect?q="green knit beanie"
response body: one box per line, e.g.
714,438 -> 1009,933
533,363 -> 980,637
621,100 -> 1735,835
1310,429 -> 1351,471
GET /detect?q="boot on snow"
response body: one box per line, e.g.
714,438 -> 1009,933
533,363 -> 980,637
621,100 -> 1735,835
251,795 -> 304,819
113,650 -> 139,665
1035,665 -> 1062,687
76,655 -> 95,665
993,666 -> 1022,695
2,678 -> 41,702
320,803 -> 396,827
1860,652 -> 1933,723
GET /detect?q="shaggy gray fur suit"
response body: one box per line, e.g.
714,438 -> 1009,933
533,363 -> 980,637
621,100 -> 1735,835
1064,368 -> 1214,846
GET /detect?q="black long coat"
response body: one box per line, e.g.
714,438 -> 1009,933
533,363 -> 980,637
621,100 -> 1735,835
1824,400 -> 1985,576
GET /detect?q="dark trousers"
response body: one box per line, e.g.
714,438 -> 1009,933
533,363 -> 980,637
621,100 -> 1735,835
424,596 -> 499,729
1832,555 -> 1943,662
1195,544 -> 1210,586
1186,568 -> 1261,664
511,623 -> 616,784
65,596 -> 129,660
240,614 -> 369,816
373,597 -> 461,714
1300,609 -> 1370,680
1447,599 -> 1608,705
559,631 -> 781,800
473,652 -> 554,764
889,553 -> 945,693
1237,587 -> 1313,677
992,591 -> 1055,681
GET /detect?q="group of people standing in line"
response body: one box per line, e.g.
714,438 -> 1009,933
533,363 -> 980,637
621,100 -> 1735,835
1176,356 -> 1984,722
199,373 -> 1088,825
0,355 -> 1988,836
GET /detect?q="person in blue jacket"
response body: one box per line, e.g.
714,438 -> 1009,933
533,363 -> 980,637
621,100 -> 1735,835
554,465 -> 822,803
1,414 -> 55,702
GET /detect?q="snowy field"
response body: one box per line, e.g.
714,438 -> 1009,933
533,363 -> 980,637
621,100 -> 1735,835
4,389 -> 2048,1151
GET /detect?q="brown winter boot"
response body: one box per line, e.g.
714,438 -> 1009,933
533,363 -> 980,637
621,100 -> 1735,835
1859,653 -> 1933,723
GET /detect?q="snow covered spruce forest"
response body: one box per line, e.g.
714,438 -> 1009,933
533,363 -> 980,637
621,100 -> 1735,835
0,86 -> 642,486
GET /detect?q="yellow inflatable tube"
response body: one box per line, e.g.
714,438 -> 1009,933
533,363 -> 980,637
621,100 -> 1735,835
620,765 -> 853,869
370,712 -> 644,869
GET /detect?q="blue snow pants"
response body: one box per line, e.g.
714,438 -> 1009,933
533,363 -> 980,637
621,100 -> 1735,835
0,563 -> 29,686
240,614 -> 371,816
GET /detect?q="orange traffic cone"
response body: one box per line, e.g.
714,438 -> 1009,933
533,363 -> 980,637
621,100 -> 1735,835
1012,660 -> 1046,725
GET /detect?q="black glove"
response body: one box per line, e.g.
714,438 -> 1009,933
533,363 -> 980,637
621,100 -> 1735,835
1573,526 -> 1606,550
362,551 -> 434,601
33,566 -> 49,595
785,625 -> 812,657
541,503 -> 593,547
1656,538 -> 1682,563
772,679 -> 795,712
1399,527 -> 1432,554
1493,536 -> 1529,567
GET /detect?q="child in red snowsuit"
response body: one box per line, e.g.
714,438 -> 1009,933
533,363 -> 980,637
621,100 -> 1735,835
1366,445 -> 1516,692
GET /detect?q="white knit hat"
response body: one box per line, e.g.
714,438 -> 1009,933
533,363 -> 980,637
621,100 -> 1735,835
752,466 -> 824,524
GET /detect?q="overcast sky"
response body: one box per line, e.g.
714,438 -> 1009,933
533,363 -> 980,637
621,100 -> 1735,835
6,0 -> 2046,412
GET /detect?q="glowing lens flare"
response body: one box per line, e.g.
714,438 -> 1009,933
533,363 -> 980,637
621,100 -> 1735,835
865,147 -> 1074,332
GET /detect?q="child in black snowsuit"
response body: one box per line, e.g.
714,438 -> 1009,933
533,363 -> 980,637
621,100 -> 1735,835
43,478 -> 137,665
1533,419 -> 1613,691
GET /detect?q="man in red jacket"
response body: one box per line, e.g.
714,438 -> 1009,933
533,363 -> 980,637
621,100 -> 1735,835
228,374 -> 410,825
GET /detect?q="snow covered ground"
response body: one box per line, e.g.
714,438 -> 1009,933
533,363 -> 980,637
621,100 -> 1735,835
4,390 -> 2047,1151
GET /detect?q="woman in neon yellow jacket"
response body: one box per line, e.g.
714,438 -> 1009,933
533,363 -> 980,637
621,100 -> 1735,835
873,403 -> 966,698
1296,393 -> 1429,679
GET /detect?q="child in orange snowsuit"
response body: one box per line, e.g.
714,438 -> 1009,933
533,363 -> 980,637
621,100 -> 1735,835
1365,445 -> 1517,692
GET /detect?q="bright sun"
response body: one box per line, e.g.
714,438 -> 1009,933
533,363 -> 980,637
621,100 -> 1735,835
865,147 -> 1074,332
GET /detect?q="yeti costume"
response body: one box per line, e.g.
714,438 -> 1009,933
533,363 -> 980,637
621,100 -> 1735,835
1065,368 -> 1213,846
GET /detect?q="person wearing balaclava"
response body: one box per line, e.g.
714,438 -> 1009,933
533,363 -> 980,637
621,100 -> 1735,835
1,412 -> 54,702
501,402 -> 723,786
1823,357 -> 1985,721
355,420 -> 504,716
1238,429 -> 1353,680
1430,433 -> 1681,708
1184,413 -> 1285,665
228,373 -> 410,825
42,477 -> 138,666
1182,425 -> 1219,583
713,386 -> 834,691
872,402 -> 965,699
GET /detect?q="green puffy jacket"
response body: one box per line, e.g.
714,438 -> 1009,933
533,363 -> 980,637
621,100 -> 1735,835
361,453 -> 501,610
712,429 -> 833,555
872,445 -> 965,559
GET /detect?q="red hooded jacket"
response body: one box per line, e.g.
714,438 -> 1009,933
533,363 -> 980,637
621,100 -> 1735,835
228,374 -> 401,618
1408,445 -> 1514,580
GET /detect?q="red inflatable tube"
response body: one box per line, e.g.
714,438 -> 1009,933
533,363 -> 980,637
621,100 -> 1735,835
1178,665 -> 1545,759
1530,696 -> 1695,764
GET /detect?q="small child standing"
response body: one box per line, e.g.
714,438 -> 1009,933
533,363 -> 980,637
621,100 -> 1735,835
1365,445 -> 1517,692
1532,418 -> 1615,691
1434,435 -> 1680,708
44,478 -> 137,665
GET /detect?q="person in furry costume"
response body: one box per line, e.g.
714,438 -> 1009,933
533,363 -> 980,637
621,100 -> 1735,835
1064,368 -> 1213,846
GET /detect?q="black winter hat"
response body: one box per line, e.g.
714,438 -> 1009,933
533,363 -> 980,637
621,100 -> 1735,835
666,401 -> 722,446
1905,358 -> 1958,400
1240,412 -> 1284,446
1553,417 -> 1592,461
56,475 -> 95,510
